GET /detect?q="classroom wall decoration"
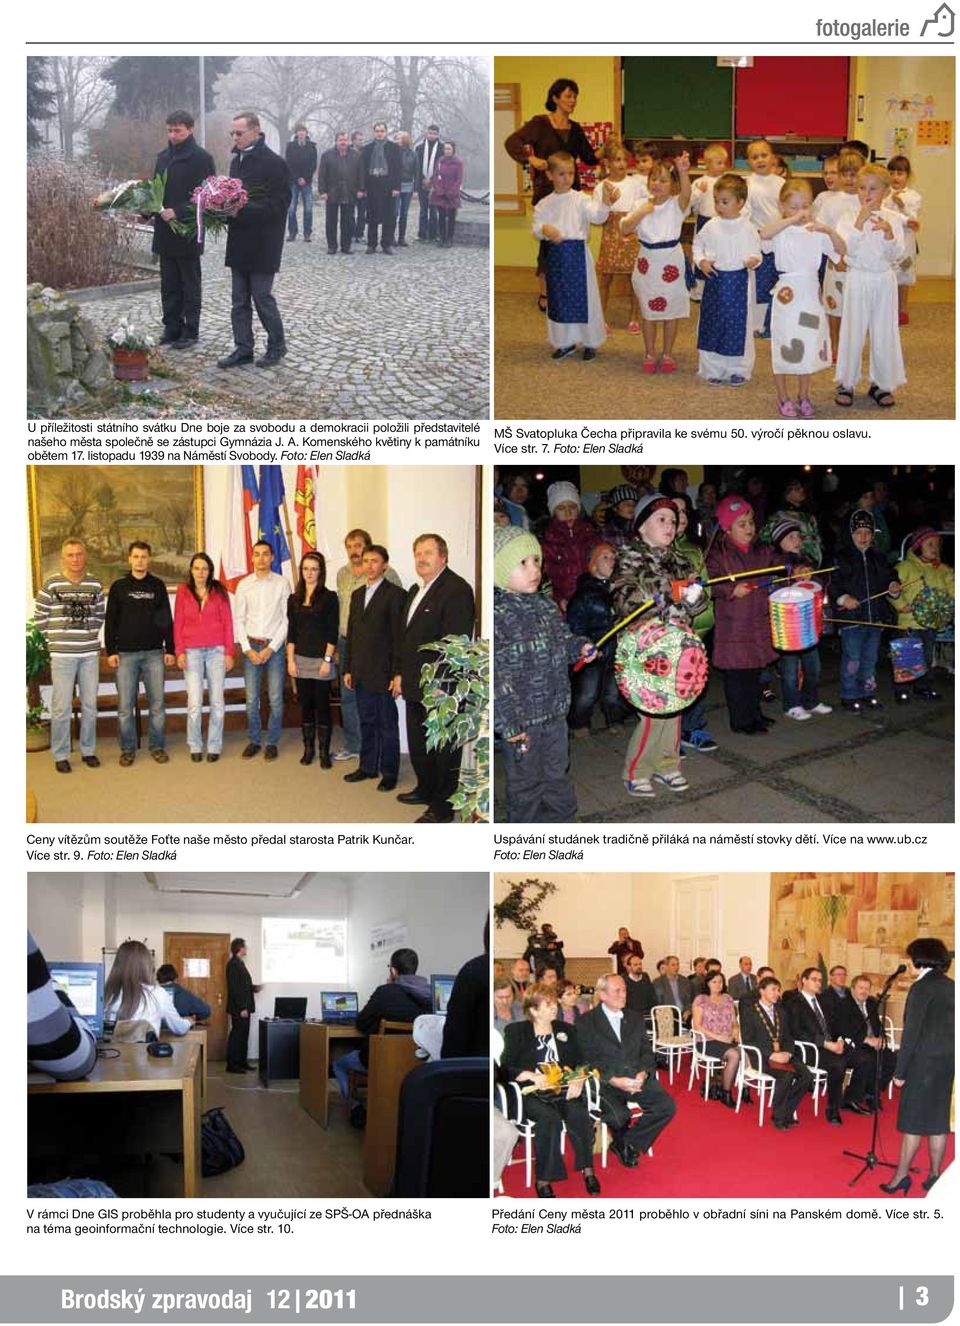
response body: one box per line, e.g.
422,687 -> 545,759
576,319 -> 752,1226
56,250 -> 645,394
29,465 -> 204,592
769,872 -> 954,1024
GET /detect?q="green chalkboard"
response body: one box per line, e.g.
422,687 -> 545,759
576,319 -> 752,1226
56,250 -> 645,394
622,56 -> 732,139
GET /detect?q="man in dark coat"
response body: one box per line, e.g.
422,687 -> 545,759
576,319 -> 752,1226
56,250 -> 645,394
359,121 -> 401,255
225,937 -> 260,1072
838,974 -> 897,1111
414,124 -> 444,241
343,544 -> 406,791
739,976 -> 813,1129
218,112 -> 292,370
151,110 -> 215,348
785,966 -> 857,1125
318,131 -> 363,255
576,973 -> 677,1168
284,124 -> 318,242
397,533 -> 475,823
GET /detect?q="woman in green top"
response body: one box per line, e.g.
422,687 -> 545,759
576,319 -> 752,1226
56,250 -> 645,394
672,494 -> 718,753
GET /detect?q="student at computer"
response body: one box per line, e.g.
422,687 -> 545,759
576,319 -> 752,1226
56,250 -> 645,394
156,964 -> 212,1020
27,931 -> 97,1081
332,948 -> 432,1121
104,941 -> 192,1037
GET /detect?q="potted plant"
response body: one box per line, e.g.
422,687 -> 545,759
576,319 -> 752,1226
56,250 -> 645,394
109,315 -> 155,381
419,635 -> 489,822
26,619 -> 51,751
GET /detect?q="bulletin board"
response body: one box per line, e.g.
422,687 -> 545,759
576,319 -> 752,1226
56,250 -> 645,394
622,56 -> 732,139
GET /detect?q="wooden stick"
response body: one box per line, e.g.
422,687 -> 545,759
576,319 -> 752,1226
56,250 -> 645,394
703,563 -> 786,586
823,617 -> 902,630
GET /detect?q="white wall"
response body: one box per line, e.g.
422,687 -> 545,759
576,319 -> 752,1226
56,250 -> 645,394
28,873 -> 87,960
494,872 -> 635,960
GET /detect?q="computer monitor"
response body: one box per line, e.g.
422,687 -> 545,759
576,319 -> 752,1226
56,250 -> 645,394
48,961 -> 104,1038
320,991 -> 359,1023
273,997 -> 308,1020
431,974 -> 456,1015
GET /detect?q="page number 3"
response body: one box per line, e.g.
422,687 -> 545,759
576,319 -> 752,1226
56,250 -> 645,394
900,1286 -> 930,1310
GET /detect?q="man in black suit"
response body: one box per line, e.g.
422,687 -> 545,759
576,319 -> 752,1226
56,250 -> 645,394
396,533 -> 475,823
652,955 -> 693,1023
785,966 -> 856,1125
739,976 -> 813,1129
151,110 -> 215,349
359,121 -> 401,254
576,973 -> 676,1168
343,544 -> 405,792
623,953 -> 655,1017
226,937 -> 261,1073
728,956 -> 758,1003
820,964 -> 850,1031
839,974 -> 896,1112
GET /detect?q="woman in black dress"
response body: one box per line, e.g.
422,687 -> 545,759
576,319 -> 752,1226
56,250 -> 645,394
499,982 -> 600,1197
286,552 -> 340,768
880,938 -> 955,1194
504,78 -> 598,309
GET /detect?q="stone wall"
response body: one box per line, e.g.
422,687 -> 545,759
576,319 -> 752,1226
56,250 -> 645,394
27,285 -> 112,416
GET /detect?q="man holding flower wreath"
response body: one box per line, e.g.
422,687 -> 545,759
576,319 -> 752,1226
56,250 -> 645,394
152,110 -> 215,350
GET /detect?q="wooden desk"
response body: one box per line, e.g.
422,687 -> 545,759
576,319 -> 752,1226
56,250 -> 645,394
362,1034 -> 420,1197
299,1022 -> 363,1129
28,1040 -> 201,1197
162,1027 -> 207,1109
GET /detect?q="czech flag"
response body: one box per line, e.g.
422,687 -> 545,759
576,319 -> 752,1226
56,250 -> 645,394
220,465 -> 259,592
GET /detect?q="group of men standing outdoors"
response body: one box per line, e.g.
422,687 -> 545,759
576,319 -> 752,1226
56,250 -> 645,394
150,109 -> 455,367
34,527 -> 475,824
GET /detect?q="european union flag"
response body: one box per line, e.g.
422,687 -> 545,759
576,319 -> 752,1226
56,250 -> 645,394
257,466 -> 290,573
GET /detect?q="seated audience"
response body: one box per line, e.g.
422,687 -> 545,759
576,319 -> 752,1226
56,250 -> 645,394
820,964 -> 850,1029
499,983 -> 601,1198
494,974 -> 522,1033
739,976 -> 814,1130
104,940 -> 192,1038
692,970 -> 741,1106
652,955 -> 693,1023
727,956 -> 758,1002
839,973 -> 897,1113
155,964 -> 211,1020
785,966 -> 856,1125
556,979 -> 582,1024
624,953 -> 655,1016
27,931 -> 97,1081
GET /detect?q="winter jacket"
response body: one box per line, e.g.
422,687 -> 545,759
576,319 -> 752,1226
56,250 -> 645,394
104,573 -> 174,655
151,135 -> 216,258
612,537 -> 700,624
600,511 -> 635,551
675,536 -> 714,634
540,517 -> 598,611
429,154 -> 464,209
494,588 -> 590,737
225,135 -> 292,274
830,544 -> 899,626
360,139 -> 401,193
892,550 -> 955,631
706,538 -> 777,670
398,146 -> 418,189
317,146 -> 363,204
567,572 -> 617,662
284,137 -> 318,186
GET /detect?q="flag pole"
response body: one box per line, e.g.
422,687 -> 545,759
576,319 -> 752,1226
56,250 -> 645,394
281,494 -> 298,587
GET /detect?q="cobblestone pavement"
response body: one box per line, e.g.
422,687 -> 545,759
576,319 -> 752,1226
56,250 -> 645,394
75,222 -> 489,419
494,649 -> 955,824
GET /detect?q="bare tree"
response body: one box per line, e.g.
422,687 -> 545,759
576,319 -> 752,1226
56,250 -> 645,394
50,471 -> 98,537
213,56 -> 362,147
49,56 -> 113,161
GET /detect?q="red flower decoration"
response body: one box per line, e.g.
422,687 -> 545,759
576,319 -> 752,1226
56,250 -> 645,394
676,645 -> 709,700
648,296 -> 667,312
637,257 -> 649,274
662,265 -> 680,283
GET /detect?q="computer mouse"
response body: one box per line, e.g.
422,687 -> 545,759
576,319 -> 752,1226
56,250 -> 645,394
146,1041 -> 173,1058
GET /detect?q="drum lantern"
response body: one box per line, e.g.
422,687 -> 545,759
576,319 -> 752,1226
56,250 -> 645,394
614,619 -> 708,715
769,584 -> 820,651
890,635 -> 927,684
912,586 -> 954,632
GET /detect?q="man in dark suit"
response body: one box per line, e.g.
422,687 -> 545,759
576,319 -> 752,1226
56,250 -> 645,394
652,955 -> 693,1023
739,976 -> 813,1130
397,533 -> 475,823
839,974 -> 896,1112
218,111 -> 292,370
359,121 -> 401,254
151,110 -> 215,349
576,973 -> 676,1168
820,964 -> 851,1031
623,953 -> 655,1017
343,544 -> 405,791
728,956 -> 758,1003
226,937 -> 260,1073
318,131 -> 363,254
785,966 -> 856,1125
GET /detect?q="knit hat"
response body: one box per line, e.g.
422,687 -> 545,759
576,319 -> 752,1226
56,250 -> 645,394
631,492 -> 678,531
608,484 -> 639,508
909,525 -> 939,552
769,517 -> 802,548
715,494 -> 754,532
850,509 -> 875,536
587,542 -> 617,575
547,481 -> 581,515
494,523 -> 541,590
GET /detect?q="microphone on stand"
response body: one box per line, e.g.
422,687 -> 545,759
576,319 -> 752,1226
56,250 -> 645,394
881,963 -> 907,991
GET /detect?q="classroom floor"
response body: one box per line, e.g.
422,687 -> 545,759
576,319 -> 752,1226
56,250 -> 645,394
26,730 -> 421,825
493,281 -> 955,419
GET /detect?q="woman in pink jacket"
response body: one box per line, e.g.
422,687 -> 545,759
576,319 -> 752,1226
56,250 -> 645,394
429,142 -> 464,247
174,553 -> 235,762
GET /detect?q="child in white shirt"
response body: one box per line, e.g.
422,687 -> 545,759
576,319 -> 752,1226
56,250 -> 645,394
834,163 -> 906,408
532,150 -> 617,362
809,154 -> 839,222
621,154 -> 692,373
594,140 -> 645,332
745,139 -> 783,335
887,155 -> 922,324
758,178 -> 846,418
689,142 -> 730,303
692,172 -> 761,386
816,148 -> 865,359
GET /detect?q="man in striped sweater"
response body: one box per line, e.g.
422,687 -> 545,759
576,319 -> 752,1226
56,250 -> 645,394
28,932 -> 97,1080
33,538 -> 105,774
